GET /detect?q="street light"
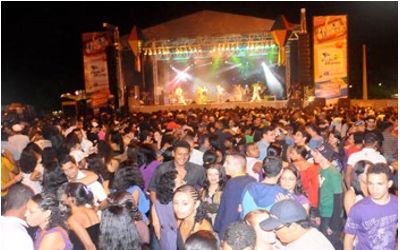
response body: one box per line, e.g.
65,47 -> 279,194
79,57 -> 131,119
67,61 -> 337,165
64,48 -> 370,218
103,22 -> 125,109
378,82 -> 382,87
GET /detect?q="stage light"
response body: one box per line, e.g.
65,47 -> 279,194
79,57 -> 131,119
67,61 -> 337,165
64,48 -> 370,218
148,49 -> 153,56
261,62 -> 284,99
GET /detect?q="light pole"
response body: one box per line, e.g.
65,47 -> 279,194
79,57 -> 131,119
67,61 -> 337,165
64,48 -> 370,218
103,22 -> 125,109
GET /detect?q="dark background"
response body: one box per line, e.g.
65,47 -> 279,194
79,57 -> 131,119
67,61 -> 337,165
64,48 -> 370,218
2,1 -> 398,111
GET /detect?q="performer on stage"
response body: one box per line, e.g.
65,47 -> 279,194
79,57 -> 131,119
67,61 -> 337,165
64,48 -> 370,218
175,87 -> 186,105
216,84 -> 226,103
195,86 -> 208,104
233,84 -> 244,101
251,84 -> 263,102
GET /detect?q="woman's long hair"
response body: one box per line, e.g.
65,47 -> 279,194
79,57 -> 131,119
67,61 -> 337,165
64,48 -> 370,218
31,193 -> 70,230
99,191 -> 141,250
202,164 -> 226,193
279,166 -> 306,196
112,164 -> 145,191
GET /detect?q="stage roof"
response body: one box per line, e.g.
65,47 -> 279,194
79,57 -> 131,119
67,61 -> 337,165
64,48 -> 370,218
142,10 -> 282,41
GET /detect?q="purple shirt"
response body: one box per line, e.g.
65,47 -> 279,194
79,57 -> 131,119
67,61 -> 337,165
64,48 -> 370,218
139,160 -> 160,192
345,195 -> 398,250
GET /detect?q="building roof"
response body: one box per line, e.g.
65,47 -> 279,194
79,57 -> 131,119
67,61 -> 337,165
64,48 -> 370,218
142,10 -> 279,40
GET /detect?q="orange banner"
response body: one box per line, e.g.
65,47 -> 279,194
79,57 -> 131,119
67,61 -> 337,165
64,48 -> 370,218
313,15 -> 348,99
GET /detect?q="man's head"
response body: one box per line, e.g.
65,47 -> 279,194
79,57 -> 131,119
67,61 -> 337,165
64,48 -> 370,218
172,140 -> 191,167
245,142 -> 260,158
261,126 -> 276,143
260,199 -> 309,244
3,184 -> 34,219
262,156 -> 283,179
60,155 -> 79,181
352,131 -> 365,145
223,153 -> 247,177
293,128 -> 310,146
364,132 -> 378,149
367,163 -> 393,202
354,120 -> 366,132
311,142 -> 335,166
365,116 -> 376,130
222,222 -> 256,250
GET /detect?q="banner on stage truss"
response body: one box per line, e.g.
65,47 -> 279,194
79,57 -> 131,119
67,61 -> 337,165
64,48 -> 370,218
82,32 -> 111,108
313,15 -> 348,100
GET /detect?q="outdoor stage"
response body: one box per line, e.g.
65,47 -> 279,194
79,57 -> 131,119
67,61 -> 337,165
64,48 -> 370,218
128,98 -> 288,113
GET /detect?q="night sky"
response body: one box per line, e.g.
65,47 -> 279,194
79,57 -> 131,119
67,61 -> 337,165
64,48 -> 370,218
2,1 -> 398,111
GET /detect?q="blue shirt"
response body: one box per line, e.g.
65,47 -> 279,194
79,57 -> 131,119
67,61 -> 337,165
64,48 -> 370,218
214,175 -> 256,239
256,140 -> 270,161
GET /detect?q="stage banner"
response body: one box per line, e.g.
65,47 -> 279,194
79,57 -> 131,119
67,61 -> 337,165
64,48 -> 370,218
82,32 -> 111,108
313,15 -> 348,100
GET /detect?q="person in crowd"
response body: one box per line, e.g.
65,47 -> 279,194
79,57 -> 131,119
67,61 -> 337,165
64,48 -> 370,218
202,150 -> 218,168
184,230 -> 219,250
256,126 -> 276,161
200,163 -> 226,225
60,155 -> 107,209
25,193 -> 73,250
184,134 -> 204,166
99,191 -> 142,250
42,161 -> 68,195
245,142 -> 263,181
0,183 -> 35,250
327,130 -> 345,171
19,147 -> 44,194
7,123 -> 30,161
287,145 -> 319,220
97,140 -> 120,189
241,155 -> 289,217
112,164 -> 150,224
344,163 -> 398,250
365,115 -> 384,149
279,166 -> 310,213
344,131 -> 364,162
152,170 -> 179,250
136,143 -> 160,193
244,209 -> 282,250
260,199 -> 334,250
86,154 -> 110,194
346,132 -> 387,188
305,123 -> 324,150
1,149 -> 22,207
380,116 -> 398,163
311,144 -> 344,250
214,153 -> 256,239
292,128 -> 311,155
62,182 -> 100,250
148,140 -> 205,203
222,221 -> 256,250
343,160 -> 372,215
173,184 -> 213,249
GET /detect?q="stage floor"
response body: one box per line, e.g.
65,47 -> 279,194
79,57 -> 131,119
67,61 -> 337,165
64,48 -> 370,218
128,99 -> 288,113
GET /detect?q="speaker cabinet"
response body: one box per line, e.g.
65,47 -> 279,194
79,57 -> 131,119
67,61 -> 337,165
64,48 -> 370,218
298,33 -> 312,86
288,99 -> 303,109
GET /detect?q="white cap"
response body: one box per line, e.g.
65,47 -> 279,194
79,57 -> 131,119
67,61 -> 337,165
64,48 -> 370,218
12,124 -> 23,132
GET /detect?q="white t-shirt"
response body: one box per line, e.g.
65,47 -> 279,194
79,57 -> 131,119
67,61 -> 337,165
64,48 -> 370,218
246,157 -> 261,181
285,228 -> 334,250
0,216 -> 34,250
347,147 -> 387,166
189,149 -> 204,166
7,134 -> 30,161
77,170 -> 107,204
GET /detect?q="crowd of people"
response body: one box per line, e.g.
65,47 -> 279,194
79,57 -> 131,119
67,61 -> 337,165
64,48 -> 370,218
0,103 -> 398,250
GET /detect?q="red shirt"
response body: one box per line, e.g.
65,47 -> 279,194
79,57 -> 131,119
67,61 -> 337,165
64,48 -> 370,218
299,164 -> 320,208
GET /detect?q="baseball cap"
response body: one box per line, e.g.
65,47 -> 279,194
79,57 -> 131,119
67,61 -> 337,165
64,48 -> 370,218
354,120 -> 365,126
317,142 -> 336,161
260,199 -> 307,231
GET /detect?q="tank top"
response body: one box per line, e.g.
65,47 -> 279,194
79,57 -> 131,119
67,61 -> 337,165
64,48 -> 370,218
154,200 -> 177,250
34,227 -> 73,250
69,223 -> 100,250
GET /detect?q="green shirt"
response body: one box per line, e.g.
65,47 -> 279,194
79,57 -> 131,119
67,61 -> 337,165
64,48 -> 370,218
319,165 -> 342,217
